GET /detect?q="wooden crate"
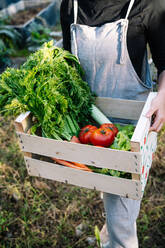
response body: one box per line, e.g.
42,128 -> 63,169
15,92 -> 157,200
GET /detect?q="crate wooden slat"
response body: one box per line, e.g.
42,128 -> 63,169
25,157 -> 141,200
15,92 -> 158,200
95,97 -> 145,120
17,132 -> 141,173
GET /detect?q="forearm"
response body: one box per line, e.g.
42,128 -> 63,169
146,70 -> 165,132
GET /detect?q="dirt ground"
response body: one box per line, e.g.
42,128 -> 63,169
9,3 -> 49,25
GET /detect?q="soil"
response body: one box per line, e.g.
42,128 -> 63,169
9,3 -> 49,25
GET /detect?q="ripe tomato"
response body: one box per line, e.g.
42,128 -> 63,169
100,123 -> 118,136
79,125 -> 97,144
90,128 -> 115,147
80,125 -> 97,132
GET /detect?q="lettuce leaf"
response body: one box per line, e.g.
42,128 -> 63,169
110,125 -> 135,151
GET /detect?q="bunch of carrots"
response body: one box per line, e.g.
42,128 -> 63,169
51,136 -> 92,172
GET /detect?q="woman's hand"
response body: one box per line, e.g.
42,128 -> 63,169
146,70 -> 165,132
146,91 -> 165,132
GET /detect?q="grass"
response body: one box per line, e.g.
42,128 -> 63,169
0,115 -> 164,248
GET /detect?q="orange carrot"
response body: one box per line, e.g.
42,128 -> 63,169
71,161 -> 92,172
52,136 -> 92,172
52,157 -> 91,172
70,135 -> 92,171
70,136 -> 81,143
52,157 -> 74,167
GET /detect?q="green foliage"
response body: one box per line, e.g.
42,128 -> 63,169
110,124 -> 135,151
0,41 -> 94,140
0,210 -> 14,232
0,19 -> 22,66
26,22 -> 52,52
0,39 -> 11,67
94,226 -> 101,247
0,16 -> 11,25
0,23 -> 22,49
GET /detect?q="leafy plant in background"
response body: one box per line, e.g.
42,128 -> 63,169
0,20 -> 22,49
0,39 -> 11,68
0,17 -> 22,67
0,15 -> 11,26
26,22 -> 52,52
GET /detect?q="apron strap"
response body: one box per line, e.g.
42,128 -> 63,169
120,19 -> 128,65
125,0 -> 135,20
120,0 -> 135,64
72,0 -> 79,60
73,0 -> 78,24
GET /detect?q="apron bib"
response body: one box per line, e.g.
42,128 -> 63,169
70,0 -> 152,101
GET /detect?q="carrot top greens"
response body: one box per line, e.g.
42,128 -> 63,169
0,41 -> 94,140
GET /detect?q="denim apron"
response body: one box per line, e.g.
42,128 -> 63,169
71,0 -> 152,101
70,0 -> 152,247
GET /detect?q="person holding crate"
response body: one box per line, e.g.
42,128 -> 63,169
60,0 -> 165,247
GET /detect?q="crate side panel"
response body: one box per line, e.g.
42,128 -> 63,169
25,157 -> 142,200
15,111 -> 32,133
19,133 -> 141,173
131,92 -> 158,193
140,131 -> 157,193
95,97 -> 145,120
15,112 -> 33,157
131,92 -> 157,143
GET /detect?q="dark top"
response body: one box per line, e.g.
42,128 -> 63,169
60,0 -> 165,79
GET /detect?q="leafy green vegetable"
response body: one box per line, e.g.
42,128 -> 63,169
100,168 -> 120,177
110,131 -> 131,151
88,165 -> 131,179
0,41 -> 94,140
26,22 -> 52,52
110,124 -> 135,151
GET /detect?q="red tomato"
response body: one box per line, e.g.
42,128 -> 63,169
79,125 -> 97,144
90,128 -> 115,147
80,125 -> 97,132
100,123 -> 118,136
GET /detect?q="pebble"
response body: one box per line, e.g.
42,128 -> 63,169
75,222 -> 88,237
86,236 -> 96,245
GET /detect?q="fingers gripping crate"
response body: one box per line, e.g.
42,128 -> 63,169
14,92 -> 157,200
